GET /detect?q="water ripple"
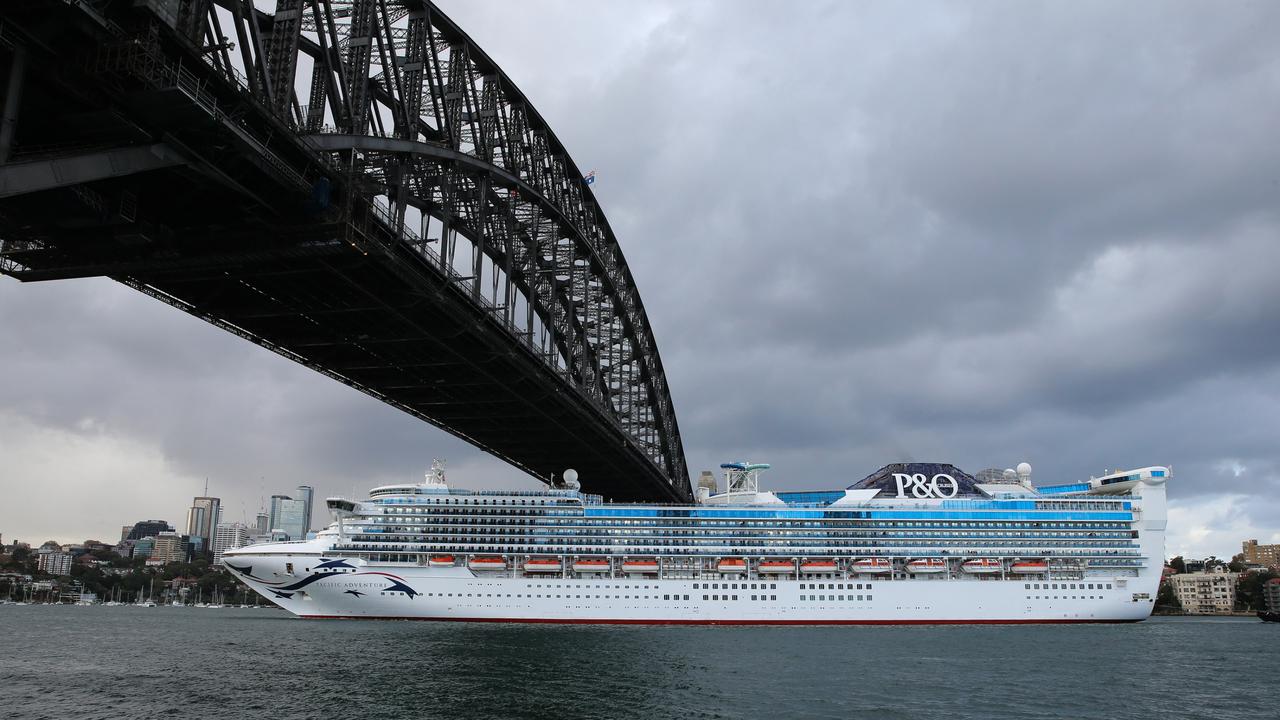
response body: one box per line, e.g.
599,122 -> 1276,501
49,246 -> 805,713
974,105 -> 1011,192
1,607 -> 1276,720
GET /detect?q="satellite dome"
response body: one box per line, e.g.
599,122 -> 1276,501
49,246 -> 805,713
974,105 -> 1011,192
562,468 -> 580,490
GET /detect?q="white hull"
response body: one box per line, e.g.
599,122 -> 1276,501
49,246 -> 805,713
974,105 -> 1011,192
229,560 -> 1160,624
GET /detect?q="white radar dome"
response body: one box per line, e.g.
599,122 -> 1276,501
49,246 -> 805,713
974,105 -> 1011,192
563,468 -> 580,490
1016,462 -> 1032,475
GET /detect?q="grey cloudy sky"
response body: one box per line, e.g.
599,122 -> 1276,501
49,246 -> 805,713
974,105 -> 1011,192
2,1 -> 1277,560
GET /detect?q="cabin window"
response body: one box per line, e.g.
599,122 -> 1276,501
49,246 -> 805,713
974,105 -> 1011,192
285,563 -> 293,573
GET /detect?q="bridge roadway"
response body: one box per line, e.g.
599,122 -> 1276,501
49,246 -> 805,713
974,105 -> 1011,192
0,1 -> 691,502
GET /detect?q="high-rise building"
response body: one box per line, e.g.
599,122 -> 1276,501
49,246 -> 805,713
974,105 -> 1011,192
297,485 -> 314,537
132,536 -> 156,559
36,543 -> 73,576
1241,539 -> 1280,568
267,495 -> 288,536
186,497 -> 221,558
254,512 -> 269,535
212,523 -> 250,563
149,532 -> 188,564
268,495 -> 306,540
122,520 -> 174,542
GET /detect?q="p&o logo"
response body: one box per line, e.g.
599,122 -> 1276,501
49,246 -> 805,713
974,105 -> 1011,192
893,473 -> 959,499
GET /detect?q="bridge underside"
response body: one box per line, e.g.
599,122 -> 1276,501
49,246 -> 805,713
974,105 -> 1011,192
0,1 -> 690,502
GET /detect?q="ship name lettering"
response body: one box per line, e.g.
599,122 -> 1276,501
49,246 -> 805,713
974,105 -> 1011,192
893,473 -> 959,499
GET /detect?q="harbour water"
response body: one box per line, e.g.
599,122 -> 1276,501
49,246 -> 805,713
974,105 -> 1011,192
2,607 -> 1276,720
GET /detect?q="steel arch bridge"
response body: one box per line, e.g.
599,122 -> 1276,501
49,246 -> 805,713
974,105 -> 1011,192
0,0 -> 691,502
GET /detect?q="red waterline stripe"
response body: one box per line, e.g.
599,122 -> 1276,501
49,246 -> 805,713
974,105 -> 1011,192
297,615 -> 1143,625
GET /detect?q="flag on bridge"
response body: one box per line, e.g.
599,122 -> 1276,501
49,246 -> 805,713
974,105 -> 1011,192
583,169 -> 596,186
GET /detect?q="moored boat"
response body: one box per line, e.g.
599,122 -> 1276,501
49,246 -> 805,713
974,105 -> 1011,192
851,558 -> 893,574
961,559 -> 1002,574
524,558 -> 563,573
468,556 -> 506,571
717,558 -> 747,574
621,558 -> 659,574
906,559 -> 947,574
573,558 -> 611,573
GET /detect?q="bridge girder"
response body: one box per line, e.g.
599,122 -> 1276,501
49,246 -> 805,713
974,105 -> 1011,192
0,0 -> 691,501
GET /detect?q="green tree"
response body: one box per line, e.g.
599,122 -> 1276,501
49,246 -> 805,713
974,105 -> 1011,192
1235,570 -> 1280,612
1155,581 -> 1181,612
1169,556 -> 1186,573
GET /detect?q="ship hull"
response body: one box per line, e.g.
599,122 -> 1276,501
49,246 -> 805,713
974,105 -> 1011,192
232,561 -> 1160,624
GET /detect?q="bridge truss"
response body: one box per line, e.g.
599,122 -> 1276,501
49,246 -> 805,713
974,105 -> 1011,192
0,0 -> 691,501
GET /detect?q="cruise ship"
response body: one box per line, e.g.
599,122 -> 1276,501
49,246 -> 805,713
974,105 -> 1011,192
222,460 -> 1168,624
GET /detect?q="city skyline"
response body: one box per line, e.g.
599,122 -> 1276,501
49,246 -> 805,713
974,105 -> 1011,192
5,468 -> 1277,563
2,1 -> 1279,561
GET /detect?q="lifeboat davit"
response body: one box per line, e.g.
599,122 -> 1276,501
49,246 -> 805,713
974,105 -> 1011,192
961,558 -> 1002,574
1011,561 -> 1049,574
717,558 -> 747,574
621,559 -> 659,574
906,558 -> 947,574
428,555 -> 455,568
758,560 -> 795,574
524,558 -> 563,573
800,560 -> 839,574
468,556 -> 506,571
573,559 -> 611,573
851,558 -> 893,574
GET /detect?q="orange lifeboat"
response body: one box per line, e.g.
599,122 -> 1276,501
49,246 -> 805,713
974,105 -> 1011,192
428,554 -> 455,568
1011,561 -> 1049,574
800,559 -> 839,574
906,558 -> 948,574
468,556 -> 506,571
524,557 -> 563,573
961,558 -> 1002,574
851,558 -> 892,574
717,558 -> 747,574
758,560 -> 795,574
621,558 -> 659,574
572,558 -> 611,573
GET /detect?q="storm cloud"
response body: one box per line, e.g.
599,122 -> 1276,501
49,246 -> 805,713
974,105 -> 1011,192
2,1 -> 1277,559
